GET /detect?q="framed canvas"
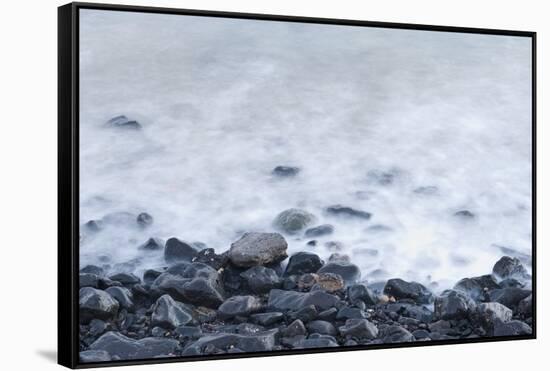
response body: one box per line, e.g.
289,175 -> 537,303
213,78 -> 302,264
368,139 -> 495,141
58,2 -> 536,368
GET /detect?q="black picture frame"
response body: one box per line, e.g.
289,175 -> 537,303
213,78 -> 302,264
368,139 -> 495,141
58,2 -> 537,369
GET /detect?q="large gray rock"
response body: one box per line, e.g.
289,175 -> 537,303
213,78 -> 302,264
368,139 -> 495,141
228,232 -> 288,267
347,283 -> 377,306
240,266 -> 281,294
152,263 -> 225,308
105,115 -> 142,130
293,338 -> 339,348
453,275 -> 500,301
105,286 -> 134,311
434,289 -> 475,320
272,166 -> 300,177
151,295 -> 194,329
494,320 -> 532,336
89,332 -> 179,360
268,289 -> 340,312
306,320 -> 337,336
477,302 -> 513,331
517,294 -> 533,317
339,319 -> 378,340
317,262 -> 361,285
380,325 -> 414,343
79,287 -> 119,324
218,295 -> 262,319
164,237 -> 200,263
79,350 -> 111,363
383,278 -> 433,304
183,329 -> 278,354
273,209 -> 316,234
284,252 -> 324,276
492,256 -> 530,281
488,288 -> 531,309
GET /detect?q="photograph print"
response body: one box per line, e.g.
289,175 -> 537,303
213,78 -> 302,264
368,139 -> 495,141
74,6 -> 534,365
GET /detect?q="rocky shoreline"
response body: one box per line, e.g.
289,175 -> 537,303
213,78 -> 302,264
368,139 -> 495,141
79,218 -> 533,363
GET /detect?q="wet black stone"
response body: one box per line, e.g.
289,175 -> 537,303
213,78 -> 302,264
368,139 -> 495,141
249,312 -> 284,326
336,306 -> 368,320
79,288 -> 119,324
339,319 -> 378,340
268,289 -> 339,312
488,288 -> 531,309
281,319 -> 307,337
307,320 -> 337,336
79,350 -> 111,363
218,295 -> 262,319
151,295 -> 194,329
380,325 -> 414,343
193,248 -> 229,270
240,266 -> 281,294
434,289 -> 475,320
347,283 -> 377,306
284,252 -> 324,277
183,329 -> 278,354
493,320 -> 532,336
317,262 -> 360,285
105,286 -> 135,311
89,332 -> 179,359
143,269 -> 164,285
453,275 -> 500,301
164,237 -> 200,263
109,273 -> 140,285
383,278 -> 433,304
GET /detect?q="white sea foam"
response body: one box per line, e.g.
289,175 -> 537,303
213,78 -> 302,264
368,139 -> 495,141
79,10 -> 532,291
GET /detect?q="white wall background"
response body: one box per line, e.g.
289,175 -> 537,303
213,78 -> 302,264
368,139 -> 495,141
0,0 -> 545,369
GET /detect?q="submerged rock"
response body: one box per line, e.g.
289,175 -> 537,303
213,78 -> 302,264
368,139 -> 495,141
272,166 -> 300,177
138,237 -> 164,251
325,205 -> 371,220
453,210 -> 475,219
284,252 -> 324,276
79,288 -> 119,324
136,212 -> 153,228
304,224 -> 334,238
228,232 -> 288,267
273,209 -> 316,234
105,115 -> 142,130
383,279 -> 433,304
